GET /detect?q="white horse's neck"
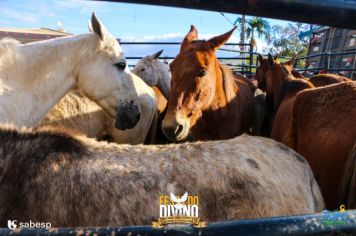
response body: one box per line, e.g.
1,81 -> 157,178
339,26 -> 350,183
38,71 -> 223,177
0,34 -> 96,127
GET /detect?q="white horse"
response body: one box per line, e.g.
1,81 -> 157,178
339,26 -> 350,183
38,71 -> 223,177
0,13 -> 140,130
132,50 -> 171,100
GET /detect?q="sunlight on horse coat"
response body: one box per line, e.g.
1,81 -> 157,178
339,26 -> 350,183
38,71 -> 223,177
0,13 -> 140,129
41,73 -> 157,144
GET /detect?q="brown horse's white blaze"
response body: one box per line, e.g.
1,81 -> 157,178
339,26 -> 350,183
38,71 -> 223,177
163,25 -> 255,142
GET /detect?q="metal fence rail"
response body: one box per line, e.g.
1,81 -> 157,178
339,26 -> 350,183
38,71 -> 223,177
1,210 -> 355,236
122,41 -> 356,79
121,41 -> 254,76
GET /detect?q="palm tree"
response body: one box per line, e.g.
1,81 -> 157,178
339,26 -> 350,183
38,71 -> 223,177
246,17 -> 271,51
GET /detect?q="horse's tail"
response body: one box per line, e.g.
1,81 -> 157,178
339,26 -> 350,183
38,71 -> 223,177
144,109 -> 158,144
337,141 -> 356,209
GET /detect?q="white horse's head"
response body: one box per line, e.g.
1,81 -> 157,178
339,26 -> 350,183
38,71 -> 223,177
132,50 -> 163,87
77,13 -> 140,130
132,49 -> 171,99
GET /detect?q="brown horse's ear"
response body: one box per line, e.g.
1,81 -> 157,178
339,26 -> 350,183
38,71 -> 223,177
285,55 -> 297,66
274,54 -> 279,60
268,53 -> 275,67
181,25 -> 198,51
257,54 -> 264,64
209,26 -> 237,51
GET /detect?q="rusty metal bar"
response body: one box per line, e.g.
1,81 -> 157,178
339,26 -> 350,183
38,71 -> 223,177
99,0 -> 356,30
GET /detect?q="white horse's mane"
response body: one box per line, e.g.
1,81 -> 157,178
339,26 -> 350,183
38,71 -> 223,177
0,38 -> 21,68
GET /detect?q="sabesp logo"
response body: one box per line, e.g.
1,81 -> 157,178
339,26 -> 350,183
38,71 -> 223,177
7,220 -> 17,230
7,220 -> 51,230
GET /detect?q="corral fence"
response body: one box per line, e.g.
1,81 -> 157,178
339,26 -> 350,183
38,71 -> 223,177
121,41 -> 254,77
122,42 -> 356,80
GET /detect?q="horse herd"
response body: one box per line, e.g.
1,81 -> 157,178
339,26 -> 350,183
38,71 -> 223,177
0,13 -> 354,227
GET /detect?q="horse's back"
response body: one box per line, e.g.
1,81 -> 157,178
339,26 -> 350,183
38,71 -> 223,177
1,127 -> 323,226
293,82 -> 356,209
41,91 -> 107,138
309,73 -> 352,87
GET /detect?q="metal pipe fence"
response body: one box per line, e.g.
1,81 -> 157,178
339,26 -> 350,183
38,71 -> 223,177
122,41 -> 356,79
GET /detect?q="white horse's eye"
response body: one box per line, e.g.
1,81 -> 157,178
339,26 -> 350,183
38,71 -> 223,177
140,68 -> 145,72
115,62 -> 126,71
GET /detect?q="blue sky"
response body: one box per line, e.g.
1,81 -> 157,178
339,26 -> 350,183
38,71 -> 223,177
0,0 -> 297,58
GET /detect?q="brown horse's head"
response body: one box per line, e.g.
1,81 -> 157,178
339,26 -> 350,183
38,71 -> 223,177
256,54 -> 274,91
265,54 -> 296,112
266,54 -> 296,96
162,25 -> 236,142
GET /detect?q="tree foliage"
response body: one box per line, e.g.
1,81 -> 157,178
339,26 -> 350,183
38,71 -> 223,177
267,23 -> 310,57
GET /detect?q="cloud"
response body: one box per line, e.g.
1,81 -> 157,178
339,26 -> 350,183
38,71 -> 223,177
121,32 -> 240,43
255,38 -> 273,53
0,7 -> 40,24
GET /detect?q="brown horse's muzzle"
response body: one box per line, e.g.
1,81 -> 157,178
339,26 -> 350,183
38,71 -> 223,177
162,117 -> 190,142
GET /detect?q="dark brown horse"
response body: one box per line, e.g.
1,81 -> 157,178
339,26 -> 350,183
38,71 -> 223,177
162,26 -> 255,141
256,53 -> 304,92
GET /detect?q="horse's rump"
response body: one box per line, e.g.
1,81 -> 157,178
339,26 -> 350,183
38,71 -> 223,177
292,82 -> 356,209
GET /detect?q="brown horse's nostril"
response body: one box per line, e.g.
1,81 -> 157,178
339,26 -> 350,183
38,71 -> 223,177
176,124 -> 184,136
162,122 -> 187,142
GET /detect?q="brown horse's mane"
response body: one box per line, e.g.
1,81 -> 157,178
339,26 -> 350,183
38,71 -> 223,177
219,64 -> 255,103
219,64 -> 238,103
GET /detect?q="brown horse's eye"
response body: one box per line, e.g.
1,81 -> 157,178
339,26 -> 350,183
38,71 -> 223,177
198,69 -> 207,77
140,68 -> 145,72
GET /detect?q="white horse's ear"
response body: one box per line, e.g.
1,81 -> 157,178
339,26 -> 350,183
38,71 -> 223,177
88,20 -> 93,33
91,12 -> 110,41
150,49 -> 163,59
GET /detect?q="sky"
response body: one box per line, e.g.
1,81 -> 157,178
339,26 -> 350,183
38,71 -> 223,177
0,0 -> 298,60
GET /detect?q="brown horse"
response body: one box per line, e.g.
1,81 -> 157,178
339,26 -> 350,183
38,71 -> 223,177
162,26 -> 255,141
256,54 -> 304,92
255,55 -> 304,136
291,82 -> 356,209
269,54 -> 356,210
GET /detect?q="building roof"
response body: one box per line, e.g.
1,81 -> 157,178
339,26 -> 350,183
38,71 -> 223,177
0,27 -> 72,43
0,27 -> 71,36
